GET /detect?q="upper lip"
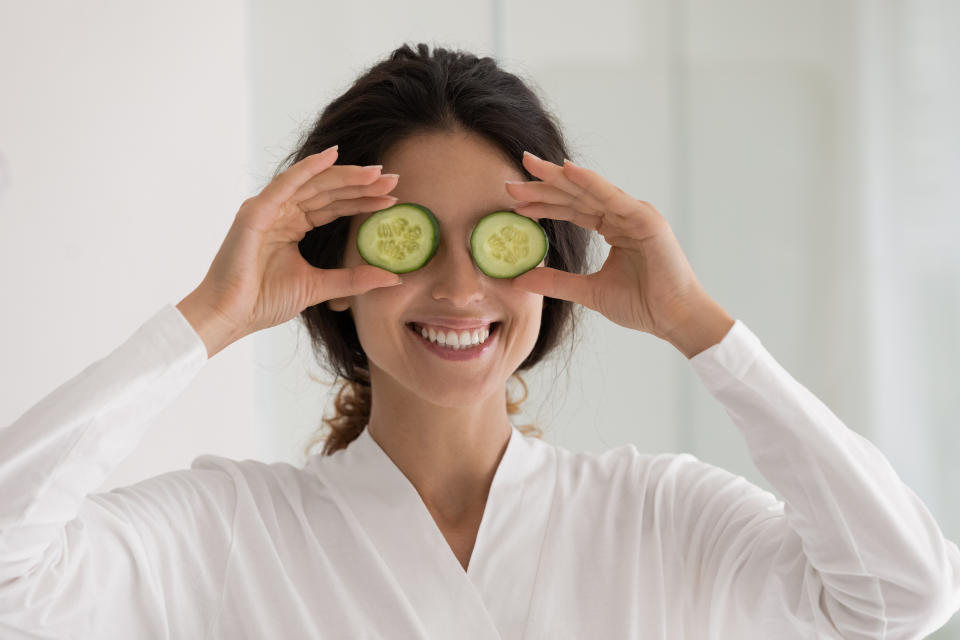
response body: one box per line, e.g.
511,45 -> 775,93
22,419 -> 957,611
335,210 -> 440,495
408,317 -> 500,329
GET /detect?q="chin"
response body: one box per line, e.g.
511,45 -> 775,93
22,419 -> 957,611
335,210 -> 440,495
413,377 -> 504,409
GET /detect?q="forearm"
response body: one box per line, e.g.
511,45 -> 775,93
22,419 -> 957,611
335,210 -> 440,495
665,296 -> 736,359
689,319 -> 960,635
0,305 -> 207,583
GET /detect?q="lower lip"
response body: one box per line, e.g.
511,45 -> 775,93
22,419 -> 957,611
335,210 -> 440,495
407,324 -> 498,361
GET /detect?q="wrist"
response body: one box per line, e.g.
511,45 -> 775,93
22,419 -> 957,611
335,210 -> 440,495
175,289 -> 244,359
665,296 -> 735,359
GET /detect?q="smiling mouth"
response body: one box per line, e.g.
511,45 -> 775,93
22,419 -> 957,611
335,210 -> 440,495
406,321 -> 501,349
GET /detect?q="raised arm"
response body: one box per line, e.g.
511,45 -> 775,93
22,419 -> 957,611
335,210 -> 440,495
676,319 -> 960,637
0,304 -> 239,636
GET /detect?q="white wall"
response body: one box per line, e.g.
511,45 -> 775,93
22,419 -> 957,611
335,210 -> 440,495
0,1 -> 261,490
857,5 -> 960,635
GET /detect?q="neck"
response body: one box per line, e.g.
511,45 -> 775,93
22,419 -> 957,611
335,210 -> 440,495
366,379 -> 512,523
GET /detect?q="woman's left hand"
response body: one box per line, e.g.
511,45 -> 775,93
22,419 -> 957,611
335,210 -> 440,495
505,151 -> 726,347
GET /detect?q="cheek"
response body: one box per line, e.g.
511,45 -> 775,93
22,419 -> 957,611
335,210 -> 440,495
352,288 -> 409,336
518,299 -> 545,338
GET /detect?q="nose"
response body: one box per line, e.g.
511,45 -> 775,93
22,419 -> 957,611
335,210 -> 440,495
429,237 -> 486,307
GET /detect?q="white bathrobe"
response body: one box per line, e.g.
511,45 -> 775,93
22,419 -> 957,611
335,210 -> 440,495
1,303 -> 958,639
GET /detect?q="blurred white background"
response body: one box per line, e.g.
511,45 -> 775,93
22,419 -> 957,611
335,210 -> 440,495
1,0 -> 957,635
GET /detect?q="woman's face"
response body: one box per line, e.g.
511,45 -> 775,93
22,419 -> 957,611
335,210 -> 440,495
326,129 -> 545,408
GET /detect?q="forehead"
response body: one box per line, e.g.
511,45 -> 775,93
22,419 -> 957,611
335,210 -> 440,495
378,130 -> 525,224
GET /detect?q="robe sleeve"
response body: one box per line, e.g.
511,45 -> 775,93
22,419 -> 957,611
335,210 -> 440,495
0,304 -> 238,638
678,319 -> 960,638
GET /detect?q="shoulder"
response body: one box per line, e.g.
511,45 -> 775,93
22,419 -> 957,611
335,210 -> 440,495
188,453 -> 337,510
190,452 -> 300,481
548,440 -> 695,486
548,442 -> 781,517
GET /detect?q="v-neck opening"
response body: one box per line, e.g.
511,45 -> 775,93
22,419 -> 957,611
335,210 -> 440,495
360,424 -> 521,579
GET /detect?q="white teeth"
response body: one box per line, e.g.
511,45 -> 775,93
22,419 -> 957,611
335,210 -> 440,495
415,324 -> 493,350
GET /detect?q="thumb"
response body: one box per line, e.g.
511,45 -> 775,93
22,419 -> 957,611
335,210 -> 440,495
512,267 -> 593,309
310,265 -> 402,306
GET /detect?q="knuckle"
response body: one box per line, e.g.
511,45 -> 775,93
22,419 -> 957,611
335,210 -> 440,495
572,186 -> 590,206
309,193 -> 334,210
322,200 -> 344,217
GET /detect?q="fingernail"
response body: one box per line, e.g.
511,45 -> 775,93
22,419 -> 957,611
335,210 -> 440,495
366,164 -> 383,170
388,278 -> 403,286
322,144 -> 338,154
505,180 -> 525,185
523,150 -> 542,161
381,173 -> 399,179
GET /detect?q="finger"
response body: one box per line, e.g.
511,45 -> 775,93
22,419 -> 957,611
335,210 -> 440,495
511,266 -> 597,310
259,146 -> 339,207
304,195 -> 399,228
506,180 -> 606,217
513,202 -> 604,232
298,173 -> 398,213
516,199 -> 667,253
518,152 -> 607,212
560,159 -> 640,219
514,202 -> 647,249
307,264 -> 402,307
291,164 -> 386,208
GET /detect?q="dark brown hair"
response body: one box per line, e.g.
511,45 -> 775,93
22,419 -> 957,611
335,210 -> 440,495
269,42 -> 592,456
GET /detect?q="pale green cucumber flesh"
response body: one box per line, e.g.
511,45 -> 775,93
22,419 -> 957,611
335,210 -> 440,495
356,203 -> 439,273
470,211 -> 548,278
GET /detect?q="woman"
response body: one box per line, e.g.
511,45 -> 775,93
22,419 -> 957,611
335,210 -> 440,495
2,42 -> 958,638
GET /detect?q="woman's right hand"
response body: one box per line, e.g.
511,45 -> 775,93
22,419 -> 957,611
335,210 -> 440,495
178,145 -> 402,356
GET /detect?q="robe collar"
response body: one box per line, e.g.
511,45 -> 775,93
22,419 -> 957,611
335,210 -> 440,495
309,423 -> 556,639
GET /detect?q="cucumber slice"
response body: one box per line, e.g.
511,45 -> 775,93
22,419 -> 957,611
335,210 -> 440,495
356,203 -> 439,274
470,211 -> 548,278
